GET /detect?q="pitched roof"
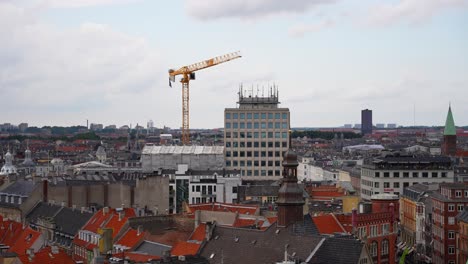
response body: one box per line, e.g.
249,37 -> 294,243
444,106 -> 456,136
115,228 -> 145,249
18,246 -> 75,264
189,224 -> 206,242
308,236 -> 365,264
0,180 -> 36,196
9,227 -> 42,255
134,240 -> 172,257
112,252 -> 161,263
312,214 -> 346,235
200,222 -> 323,263
0,218 -> 23,246
171,241 -> 201,256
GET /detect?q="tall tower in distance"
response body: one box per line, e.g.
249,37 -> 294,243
361,109 -> 373,135
442,105 -> 457,156
277,133 -> 304,227
224,86 -> 290,181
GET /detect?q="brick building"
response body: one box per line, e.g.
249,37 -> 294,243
457,208 -> 468,264
431,183 -> 468,264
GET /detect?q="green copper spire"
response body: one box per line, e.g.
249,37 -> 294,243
444,105 -> 456,136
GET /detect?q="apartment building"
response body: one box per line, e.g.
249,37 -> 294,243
360,155 -> 454,200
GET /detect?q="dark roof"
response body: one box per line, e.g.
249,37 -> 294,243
53,206 -> 93,235
0,180 -> 36,196
308,236 -> 364,264
26,202 -> 93,236
374,156 -> 452,163
134,241 -> 172,257
200,221 -> 323,264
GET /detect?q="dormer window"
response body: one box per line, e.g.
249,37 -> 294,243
456,191 -> 462,198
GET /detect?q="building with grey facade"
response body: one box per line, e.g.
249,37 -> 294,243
224,88 -> 290,180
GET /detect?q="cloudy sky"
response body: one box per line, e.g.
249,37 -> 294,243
1,0 -> 467,129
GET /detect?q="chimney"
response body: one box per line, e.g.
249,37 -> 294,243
81,207 -> 85,214
351,208 -> 358,234
26,248 -> 34,260
137,225 -> 143,236
42,179 -> 48,203
194,210 -> 201,228
61,201 -> 65,207
103,207 -> 109,215
118,211 -> 123,221
72,204 -> 76,211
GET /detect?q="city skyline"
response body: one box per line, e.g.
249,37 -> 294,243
1,0 -> 467,128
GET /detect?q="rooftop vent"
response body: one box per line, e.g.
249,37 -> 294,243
276,229 -> 280,234
234,236 -> 239,243
210,253 -> 216,259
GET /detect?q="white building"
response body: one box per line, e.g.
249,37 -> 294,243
168,164 -> 241,214
360,155 -> 454,200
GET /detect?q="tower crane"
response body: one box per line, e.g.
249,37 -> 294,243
169,51 -> 242,145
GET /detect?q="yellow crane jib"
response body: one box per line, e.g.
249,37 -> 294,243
168,51 -> 242,145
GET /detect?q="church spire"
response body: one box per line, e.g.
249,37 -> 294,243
444,104 -> 456,136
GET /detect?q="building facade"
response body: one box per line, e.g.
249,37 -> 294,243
361,155 -> 454,200
224,88 -> 290,180
457,208 -> 468,264
361,109 -> 372,135
431,183 -> 468,264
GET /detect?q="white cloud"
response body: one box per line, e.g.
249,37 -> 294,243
288,19 -> 334,37
40,0 -> 140,8
0,2 -> 164,126
185,0 -> 337,20
367,0 -> 468,26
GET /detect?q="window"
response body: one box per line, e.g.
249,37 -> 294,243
394,182 -> 400,188
382,224 -> 389,235
458,204 -> 464,212
456,191 -> 462,197
381,239 -> 389,255
441,172 -> 447,178
275,122 -> 280,129
275,113 -> 281,119
261,122 -> 266,129
225,113 -> 231,119
403,182 -> 409,188
261,113 -> 266,119
282,132 -> 287,138
282,122 -> 288,129
403,172 -> 409,178
268,113 -> 273,119
233,123 -> 238,129
448,231 -> 455,239
240,122 -> 245,129
393,172 -> 399,178
370,241 -> 378,257
422,172 -> 428,178
432,172 -> 438,178
282,113 -> 288,119
232,187 -> 238,193
268,122 -> 273,128
412,172 -> 419,178
247,113 -> 252,119
465,190 -> 468,197
254,122 -> 259,129
448,217 -> 455,225
370,225 -> 378,237
254,113 -> 259,119
374,182 -> 379,188
240,113 -> 245,119
448,246 -> 455,254
233,113 -> 238,119
448,204 -> 455,212
384,172 -> 390,178
375,172 -> 380,177
384,182 -> 390,188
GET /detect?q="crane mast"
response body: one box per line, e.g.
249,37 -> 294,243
169,51 -> 241,145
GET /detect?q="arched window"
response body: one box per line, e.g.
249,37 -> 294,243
370,241 -> 378,257
382,239 -> 389,255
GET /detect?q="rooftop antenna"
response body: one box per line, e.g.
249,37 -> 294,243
413,103 -> 416,127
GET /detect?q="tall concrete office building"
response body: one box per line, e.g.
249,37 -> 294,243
361,109 -> 373,135
224,87 -> 290,181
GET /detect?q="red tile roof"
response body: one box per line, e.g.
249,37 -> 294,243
189,224 -> 206,242
312,214 -> 346,235
18,246 -> 74,264
232,218 -> 264,228
115,228 -> 145,249
171,241 -> 201,256
0,219 -> 23,246
188,203 -> 258,215
9,227 -> 42,255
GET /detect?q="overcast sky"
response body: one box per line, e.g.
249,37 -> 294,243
1,0 -> 467,129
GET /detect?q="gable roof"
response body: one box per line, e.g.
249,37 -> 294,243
115,228 -> 146,249
9,227 -> 42,255
18,246 -> 74,264
312,214 -> 346,234
200,223 -> 323,263
308,236 -> 365,264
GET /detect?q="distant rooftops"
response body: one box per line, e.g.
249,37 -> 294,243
141,145 -> 224,155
